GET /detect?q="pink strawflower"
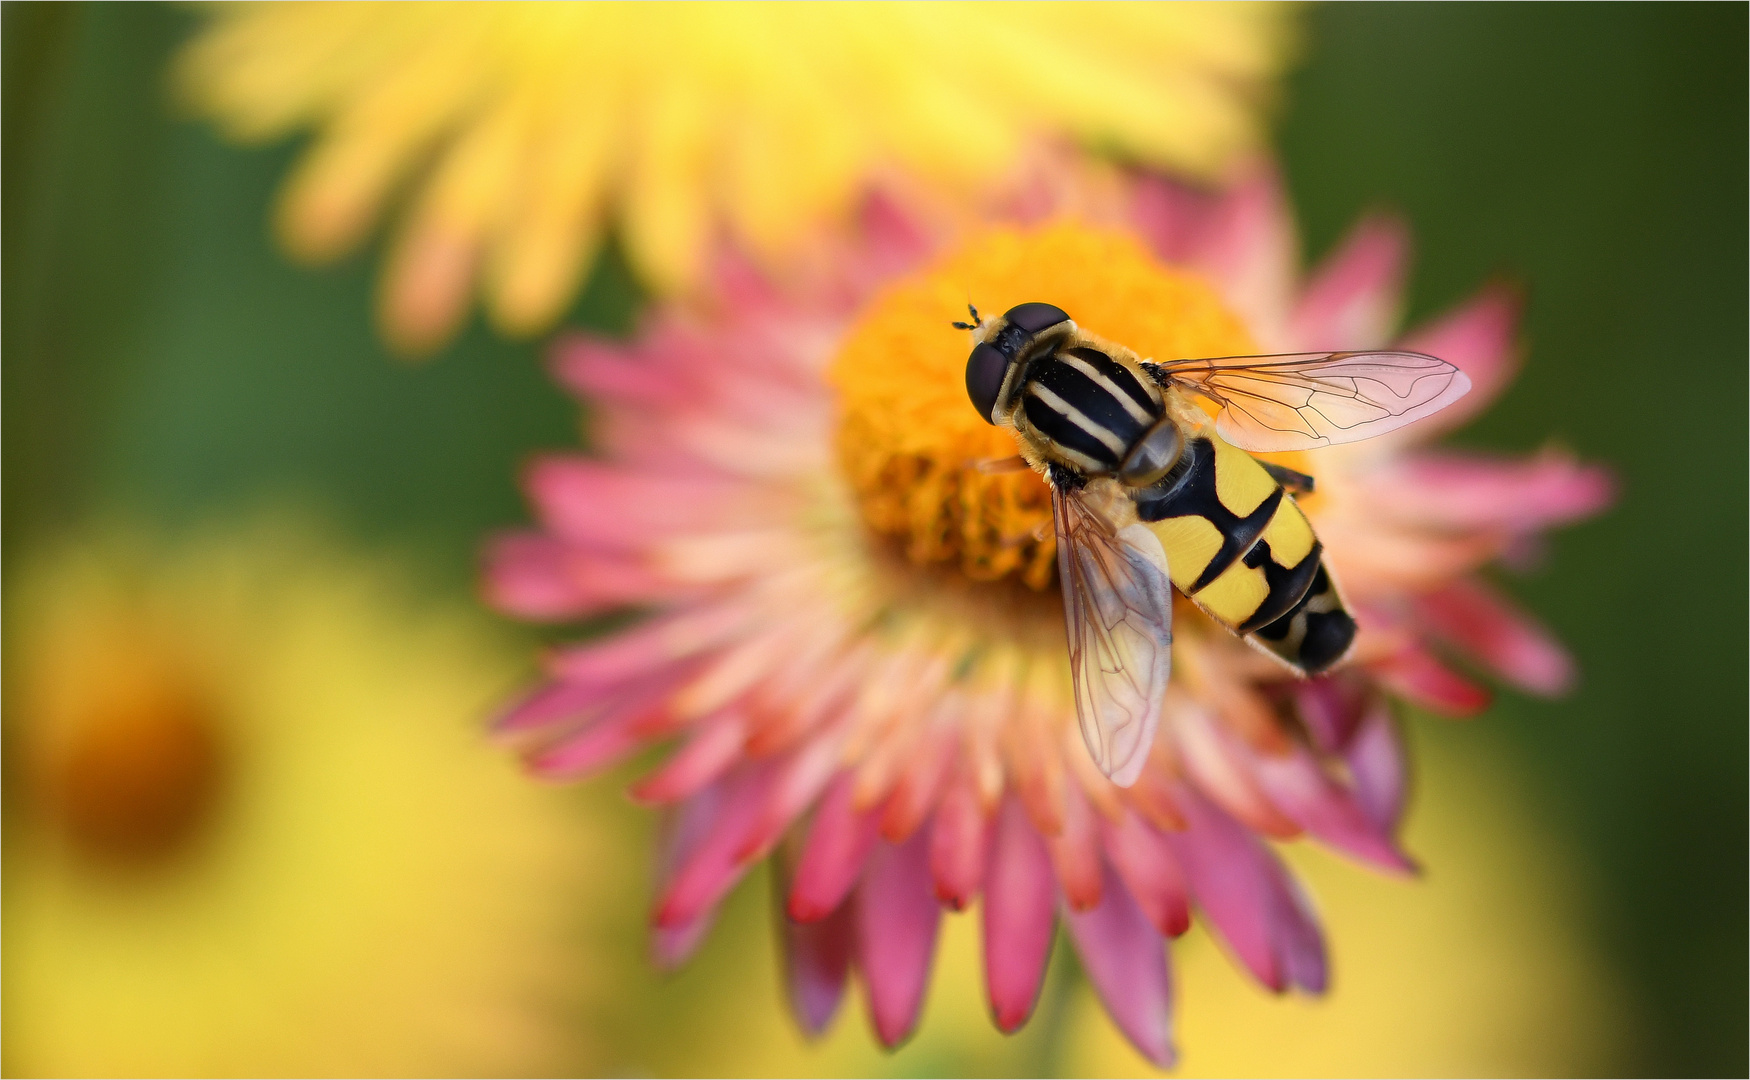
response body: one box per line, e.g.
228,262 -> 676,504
484,163 -> 1611,1065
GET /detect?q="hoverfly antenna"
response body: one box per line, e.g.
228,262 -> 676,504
950,303 -> 983,331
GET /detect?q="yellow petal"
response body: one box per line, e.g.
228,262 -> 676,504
181,1 -> 1300,349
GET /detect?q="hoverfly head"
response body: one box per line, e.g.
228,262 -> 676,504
963,302 -> 1071,425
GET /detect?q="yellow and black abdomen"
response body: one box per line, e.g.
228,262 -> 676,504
1133,435 -> 1356,674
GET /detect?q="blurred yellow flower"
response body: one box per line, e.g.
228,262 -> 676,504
1,519 -> 618,1077
176,1 -> 1295,352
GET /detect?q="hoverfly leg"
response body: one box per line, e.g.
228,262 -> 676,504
974,454 -> 1030,474
1137,360 -> 1173,388
1256,460 -> 1316,495
1045,462 -> 1087,492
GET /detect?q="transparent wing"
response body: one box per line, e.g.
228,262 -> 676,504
1154,350 -> 1471,452
1054,485 -> 1174,787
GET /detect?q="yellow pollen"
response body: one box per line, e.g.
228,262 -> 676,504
830,223 -> 1261,589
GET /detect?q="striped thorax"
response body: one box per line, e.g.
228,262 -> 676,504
965,302 -> 1188,487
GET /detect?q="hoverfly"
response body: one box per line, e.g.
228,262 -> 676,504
958,302 -> 1470,786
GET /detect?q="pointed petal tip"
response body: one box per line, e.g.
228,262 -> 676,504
787,896 -> 832,924
1290,211 -> 1411,349
650,897 -> 688,931
871,1017 -> 918,1050
935,889 -> 971,912
523,759 -> 593,784
1121,1024 -> 1179,1070
991,1002 -> 1033,1034
625,777 -> 673,805
650,902 -> 719,971
789,774 -> 882,923
1416,578 -> 1579,699
1065,891 -> 1103,914
857,831 -> 942,1055
1064,863 -> 1175,1069
1372,646 -> 1493,717
1374,846 -> 1420,877
983,797 -> 1057,1034
780,902 -> 854,1039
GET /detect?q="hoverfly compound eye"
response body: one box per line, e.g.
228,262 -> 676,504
1001,302 -> 1070,335
965,342 -> 1010,425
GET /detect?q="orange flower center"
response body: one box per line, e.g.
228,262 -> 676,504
829,222 -> 1260,589
19,617 -> 227,870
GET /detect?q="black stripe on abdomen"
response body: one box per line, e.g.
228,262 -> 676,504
1133,437 -> 1281,592
1252,564 -> 1356,674
1236,537 -> 1324,633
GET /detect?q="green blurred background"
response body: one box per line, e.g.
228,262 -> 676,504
4,3 -> 1744,1076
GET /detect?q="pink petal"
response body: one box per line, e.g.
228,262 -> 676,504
1291,675 -> 1370,754
745,641 -> 866,756
708,249 -> 782,313
1100,813 -> 1191,937
1288,213 -> 1409,350
1125,767 -> 1189,832
653,909 -> 718,970
1320,519 -> 1505,597
1133,164 -> 1296,345
524,456 -> 745,549
982,795 -> 1058,1033
493,677 -> 611,737
732,729 -> 847,864
482,531 -> 661,621
1047,780 -> 1105,912
513,675 -> 680,779
551,333 -> 692,408
544,604 -> 747,686
520,712 -> 669,780
1399,285 -> 1522,436
1131,171 -> 1216,265
1011,735 -> 1066,838
480,532 -> 582,620
1164,785 -> 1327,994
1345,699 -> 1409,834
1196,165 -> 1299,345
928,773 -> 990,910
789,773 -> 882,922
1248,744 -> 1414,873
628,709 -> 748,804
780,896 -> 856,1037
652,758 -> 783,929
1063,862 -> 1176,1068
855,828 -> 942,1049
855,188 -> 937,279
1371,643 -> 1493,717
1172,705 -> 1302,839
878,728 -> 953,844
650,785 -> 731,969
1415,578 -> 1576,696
1364,450 -> 1615,535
